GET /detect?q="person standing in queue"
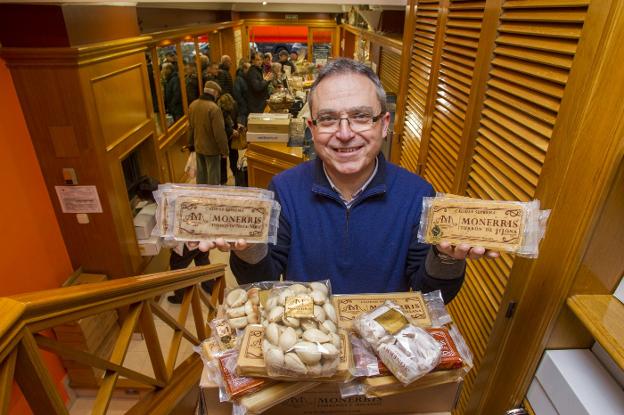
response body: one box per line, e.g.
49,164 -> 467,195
218,55 -> 234,96
198,58 -> 499,302
161,62 -> 183,122
262,52 -> 273,74
278,49 -> 296,75
217,93 -> 240,185
188,80 -> 229,185
245,52 -> 273,114
233,59 -> 251,126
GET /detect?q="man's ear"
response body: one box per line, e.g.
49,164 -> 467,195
381,111 -> 391,138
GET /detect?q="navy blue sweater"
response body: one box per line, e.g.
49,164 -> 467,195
230,155 -> 465,301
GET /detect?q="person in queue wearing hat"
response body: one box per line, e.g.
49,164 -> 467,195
198,58 -> 499,302
188,80 -> 229,185
278,49 -> 296,75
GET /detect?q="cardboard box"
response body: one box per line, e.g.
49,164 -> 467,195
267,381 -> 459,414
64,322 -> 119,387
134,211 -> 156,240
536,349 -> 624,414
53,309 -> 118,352
526,379 -> 558,415
248,113 -> 291,135
246,131 -> 290,143
138,234 -> 161,256
201,381 -> 459,415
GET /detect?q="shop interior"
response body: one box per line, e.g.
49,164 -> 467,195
0,1 -> 623,414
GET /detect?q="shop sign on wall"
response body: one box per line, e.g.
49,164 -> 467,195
55,185 -> 103,213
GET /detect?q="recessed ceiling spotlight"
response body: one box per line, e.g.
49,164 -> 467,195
262,1 -> 268,5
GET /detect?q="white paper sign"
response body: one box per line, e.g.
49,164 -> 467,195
55,185 -> 103,213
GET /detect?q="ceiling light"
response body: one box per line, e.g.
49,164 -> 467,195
262,1 -> 268,5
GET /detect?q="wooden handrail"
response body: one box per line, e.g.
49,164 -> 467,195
0,264 -> 227,415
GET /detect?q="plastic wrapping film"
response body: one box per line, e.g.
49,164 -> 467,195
418,194 -> 551,258
423,290 -> 453,327
194,338 -> 222,389
348,334 -> 380,378
152,184 -> 280,244
221,281 -> 277,333
354,300 -> 441,385
236,324 -> 353,383
215,349 -> 272,402
353,328 -> 474,397
153,184 -> 274,236
260,280 -> 343,379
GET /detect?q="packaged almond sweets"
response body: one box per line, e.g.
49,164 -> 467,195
418,195 -> 550,257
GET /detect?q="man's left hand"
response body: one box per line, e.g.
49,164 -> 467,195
436,242 -> 500,261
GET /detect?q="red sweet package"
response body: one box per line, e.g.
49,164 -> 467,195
217,349 -> 270,399
426,327 -> 463,370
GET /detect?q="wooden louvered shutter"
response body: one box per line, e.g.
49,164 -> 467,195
422,0 -> 487,193
379,47 -> 401,94
400,0 -> 442,173
445,1 -> 590,413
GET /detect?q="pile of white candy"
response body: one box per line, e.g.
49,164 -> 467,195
261,281 -> 341,378
354,300 -> 441,384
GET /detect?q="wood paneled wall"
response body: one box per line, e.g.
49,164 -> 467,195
391,0 -> 624,413
3,38 -> 156,278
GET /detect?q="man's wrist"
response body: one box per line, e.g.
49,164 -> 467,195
232,243 -> 268,265
426,246 -> 465,280
432,245 -> 459,265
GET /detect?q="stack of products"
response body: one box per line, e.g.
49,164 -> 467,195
196,280 -> 473,415
247,113 -> 291,143
152,184 -> 280,245
134,203 -> 160,256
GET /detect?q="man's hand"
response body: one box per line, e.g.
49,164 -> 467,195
198,238 -> 250,253
436,242 -> 500,261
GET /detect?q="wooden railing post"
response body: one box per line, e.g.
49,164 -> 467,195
0,350 -> 17,415
15,330 -> 68,415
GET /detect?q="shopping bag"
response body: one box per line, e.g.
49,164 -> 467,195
185,151 -> 197,180
231,126 -> 248,150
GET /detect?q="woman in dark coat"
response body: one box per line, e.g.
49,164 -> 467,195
217,93 -> 240,185
233,59 -> 251,125
245,53 -> 273,114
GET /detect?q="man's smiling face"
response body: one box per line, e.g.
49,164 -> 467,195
309,73 -> 390,180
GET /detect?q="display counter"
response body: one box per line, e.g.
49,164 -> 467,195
246,143 -> 304,189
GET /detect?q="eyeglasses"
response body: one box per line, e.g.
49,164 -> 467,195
311,112 -> 383,133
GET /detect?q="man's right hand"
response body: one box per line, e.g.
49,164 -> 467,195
198,239 -> 268,265
198,238 -> 249,253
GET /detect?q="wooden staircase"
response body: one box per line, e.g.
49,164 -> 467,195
0,264 -> 226,414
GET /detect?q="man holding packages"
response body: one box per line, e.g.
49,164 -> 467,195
200,59 -> 497,302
